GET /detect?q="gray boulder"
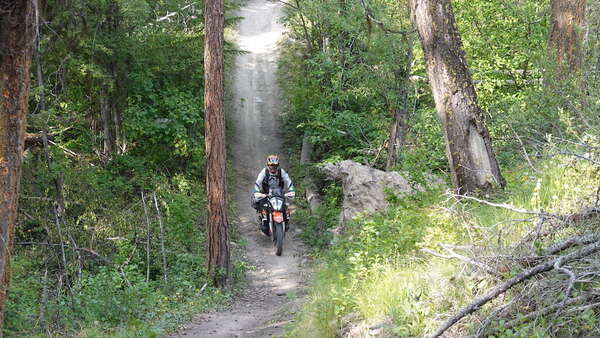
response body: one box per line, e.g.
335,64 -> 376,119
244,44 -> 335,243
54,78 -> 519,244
322,160 -> 424,226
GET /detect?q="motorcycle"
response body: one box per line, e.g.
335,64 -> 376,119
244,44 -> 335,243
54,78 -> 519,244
254,188 -> 293,256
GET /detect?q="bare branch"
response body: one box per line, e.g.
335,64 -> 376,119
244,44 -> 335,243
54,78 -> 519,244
429,240 -> 600,338
504,293 -> 595,329
545,234 -> 599,255
423,244 -> 502,278
156,3 -> 194,22
358,0 -> 414,35
555,151 -> 600,165
278,0 -> 298,10
553,260 -> 576,316
17,242 -> 109,262
449,193 -> 559,218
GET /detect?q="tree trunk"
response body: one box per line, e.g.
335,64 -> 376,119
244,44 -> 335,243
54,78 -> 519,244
204,0 -> 229,288
385,40 -> 413,171
100,95 -> 114,157
549,0 -> 586,76
412,0 -> 505,194
301,134 -> 321,213
34,7 -> 71,291
153,192 -> 168,283
0,0 -> 34,328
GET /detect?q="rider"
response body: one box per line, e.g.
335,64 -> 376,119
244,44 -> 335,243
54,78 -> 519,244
252,154 -> 295,236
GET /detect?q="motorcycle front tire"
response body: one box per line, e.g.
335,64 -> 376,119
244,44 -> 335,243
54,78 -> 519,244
274,222 -> 284,256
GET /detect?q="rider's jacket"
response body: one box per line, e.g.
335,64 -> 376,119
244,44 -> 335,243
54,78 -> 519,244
254,167 -> 295,194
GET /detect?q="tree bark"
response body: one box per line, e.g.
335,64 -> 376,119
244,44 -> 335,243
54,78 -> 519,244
0,0 -> 35,328
301,134 -> 321,213
100,95 -> 114,157
153,192 -> 168,283
204,0 -> 229,288
385,40 -> 413,171
549,0 -> 586,76
141,191 -> 151,283
412,0 -> 505,194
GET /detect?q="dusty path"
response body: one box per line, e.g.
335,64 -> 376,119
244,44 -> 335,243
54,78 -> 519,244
173,1 -> 308,337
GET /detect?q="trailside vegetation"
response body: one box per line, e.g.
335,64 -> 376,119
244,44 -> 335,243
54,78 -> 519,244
3,0 -> 244,336
279,0 -> 600,336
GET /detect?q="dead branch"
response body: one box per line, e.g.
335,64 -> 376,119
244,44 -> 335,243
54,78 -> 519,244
48,140 -> 79,158
17,242 -> 109,262
422,244 -> 501,278
520,214 -> 546,249
156,3 -> 193,22
278,0 -> 298,10
504,293 -> 595,329
358,0 -> 414,36
553,260 -> 576,315
429,240 -> 600,338
448,193 -> 560,218
567,301 -> 600,313
510,126 -> 537,173
556,151 -> 600,165
545,234 -> 599,255
24,132 -> 55,149
567,207 -> 600,224
474,282 -> 533,338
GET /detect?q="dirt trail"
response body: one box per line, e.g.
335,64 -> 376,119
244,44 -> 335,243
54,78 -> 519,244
172,1 -> 308,337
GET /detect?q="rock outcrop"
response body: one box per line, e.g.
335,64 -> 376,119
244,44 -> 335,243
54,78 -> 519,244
322,160 -> 423,225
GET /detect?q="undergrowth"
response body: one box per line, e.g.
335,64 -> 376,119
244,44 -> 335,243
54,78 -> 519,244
286,135 -> 599,337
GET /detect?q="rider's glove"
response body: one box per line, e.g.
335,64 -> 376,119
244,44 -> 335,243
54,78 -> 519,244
254,192 -> 267,199
285,191 -> 295,199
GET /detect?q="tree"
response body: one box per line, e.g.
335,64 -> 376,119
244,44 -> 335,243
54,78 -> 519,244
412,0 -> 505,194
204,0 -> 229,287
0,0 -> 35,328
549,0 -> 586,76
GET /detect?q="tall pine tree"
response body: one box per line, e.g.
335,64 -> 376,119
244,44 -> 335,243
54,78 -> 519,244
0,0 -> 35,328
204,0 -> 230,287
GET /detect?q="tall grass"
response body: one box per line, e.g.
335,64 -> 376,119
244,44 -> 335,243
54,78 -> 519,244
288,143 -> 599,337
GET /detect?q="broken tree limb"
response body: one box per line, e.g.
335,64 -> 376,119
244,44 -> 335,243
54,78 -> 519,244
429,240 -> 600,338
449,193 -> 560,218
553,260 -> 576,315
17,242 -> 109,262
422,244 -> 501,278
358,0 -> 414,35
504,293 -> 595,329
545,234 -> 599,255
24,132 -> 55,149
156,3 -> 193,22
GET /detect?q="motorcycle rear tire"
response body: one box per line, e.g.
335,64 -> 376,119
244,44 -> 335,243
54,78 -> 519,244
274,222 -> 284,256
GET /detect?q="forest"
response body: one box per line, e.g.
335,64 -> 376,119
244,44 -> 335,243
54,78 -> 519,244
0,0 -> 599,337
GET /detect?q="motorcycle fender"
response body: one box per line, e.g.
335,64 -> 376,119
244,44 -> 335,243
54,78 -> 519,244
272,211 -> 284,223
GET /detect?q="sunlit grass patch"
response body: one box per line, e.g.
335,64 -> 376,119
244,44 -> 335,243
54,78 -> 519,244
289,143 -> 600,337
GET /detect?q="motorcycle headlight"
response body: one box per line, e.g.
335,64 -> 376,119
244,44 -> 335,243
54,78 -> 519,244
269,197 -> 283,210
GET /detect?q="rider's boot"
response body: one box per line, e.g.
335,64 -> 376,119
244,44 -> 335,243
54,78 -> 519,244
259,210 -> 270,236
284,209 -> 290,232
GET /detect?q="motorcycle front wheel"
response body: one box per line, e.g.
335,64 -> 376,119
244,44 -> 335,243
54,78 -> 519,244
273,222 -> 284,256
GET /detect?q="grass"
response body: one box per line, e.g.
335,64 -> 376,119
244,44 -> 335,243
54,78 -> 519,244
287,143 -> 599,337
